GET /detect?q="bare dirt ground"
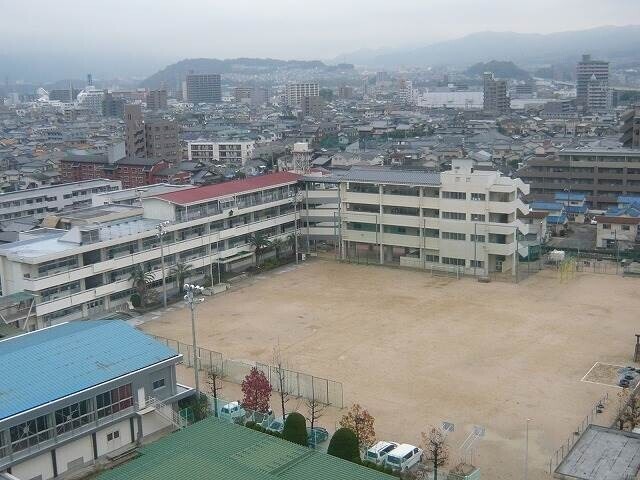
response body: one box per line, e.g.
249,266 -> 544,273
140,260 -> 640,480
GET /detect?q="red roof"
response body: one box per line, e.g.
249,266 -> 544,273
152,172 -> 301,206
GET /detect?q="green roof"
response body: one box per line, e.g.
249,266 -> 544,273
98,417 -> 394,480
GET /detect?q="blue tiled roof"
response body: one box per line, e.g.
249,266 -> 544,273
530,202 -> 564,212
555,192 -> 586,202
565,205 -> 588,214
606,206 -> 640,218
618,196 -> 640,206
0,321 -> 178,420
547,214 -> 568,225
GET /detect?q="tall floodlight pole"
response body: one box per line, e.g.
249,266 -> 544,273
156,221 -> 170,308
524,418 -> 531,480
184,283 -> 204,399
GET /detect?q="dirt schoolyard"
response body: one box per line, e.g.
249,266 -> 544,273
140,260 -> 640,480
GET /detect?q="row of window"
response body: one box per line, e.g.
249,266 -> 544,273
1,383 -> 134,456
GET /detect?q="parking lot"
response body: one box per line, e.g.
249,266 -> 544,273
140,260 -> 640,479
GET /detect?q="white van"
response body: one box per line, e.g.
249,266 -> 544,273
218,401 -> 245,422
385,443 -> 423,472
366,441 -> 399,465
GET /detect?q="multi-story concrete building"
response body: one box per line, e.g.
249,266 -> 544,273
300,95 -> 323,118
124,105 -> 180,163
483,73 -> 510,114
146,89 -> 168,111
0,172 -> 300,328
49,88 -> 80,103
185,74 -> 222,103
187,141 -> 255,166
586,74 -> 610,113
517,148 -> 640,209
620,105 -> 640,149
576,54 -> 609,111
124,104 -> 146,158
302,159 -> 530,276
0,179 -> 121,224
101,92 -> 126,118
285,83 -> 319,106
0,320 -> 193,480
144,117 -> 180,163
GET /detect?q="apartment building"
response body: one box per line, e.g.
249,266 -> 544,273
146,89 -> 168,110
483,73 -> 510,114
144,117 -> 180,163
576,54 -> 609,110
0,172 -> 300,328
0,179 -> 121,224
285,83 -> 319,106
187,141 -> 255,166
620,105 -> 640,149
125,105 -> 180,163
516,148 -> 640,209
0,320 -> 193,480
301,159 -> 530,276
185,74 -> 222,103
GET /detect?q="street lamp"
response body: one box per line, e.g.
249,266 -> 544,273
156,221 -> 170,308
184,283 -> 205,399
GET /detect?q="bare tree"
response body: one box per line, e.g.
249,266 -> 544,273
207,364 -> 224,418
306,391 -> 327,432
422,427 -> 450,480
272,342 -> 290,419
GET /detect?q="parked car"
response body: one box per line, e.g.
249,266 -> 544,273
266,414 -> 289,434
385,444 -> 423,472
366,440 -> 399,465
307,426 -> 329,446
218,401 -> 245,423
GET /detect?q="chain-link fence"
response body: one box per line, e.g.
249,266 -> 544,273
151,334 -> 344,408
548,392 -> 609,475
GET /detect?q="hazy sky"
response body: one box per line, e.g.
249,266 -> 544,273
2,0 -> 639,61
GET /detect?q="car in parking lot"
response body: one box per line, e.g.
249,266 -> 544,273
365,440 -> 399,465
307,426 -> 329,446
266,414 -> 289,434
385,444 -> 423,472
218,401 -> 246,423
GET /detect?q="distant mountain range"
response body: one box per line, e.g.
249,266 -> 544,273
335,25 -> 640,67
139,58 -> 351,89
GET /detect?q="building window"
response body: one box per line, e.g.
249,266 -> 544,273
96,384 -> 133,418
9,415 -> 51,453
442,232 -> 466,241
153,378 -> 166,390
441,211 -> 466,220
442,191 -> 466,200
55,399 -> 93,435
424,254 -> 439,263
106,431 -> 120,442
470,260 -> 485,268
470,214 -> 486,222
470,234 -> 486,243
442,257 -> 465,266
602,224 -> 610,230
622,225 -> 631,231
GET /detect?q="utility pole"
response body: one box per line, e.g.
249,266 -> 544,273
156,221 -> 170,308
184,284 -> 204,399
